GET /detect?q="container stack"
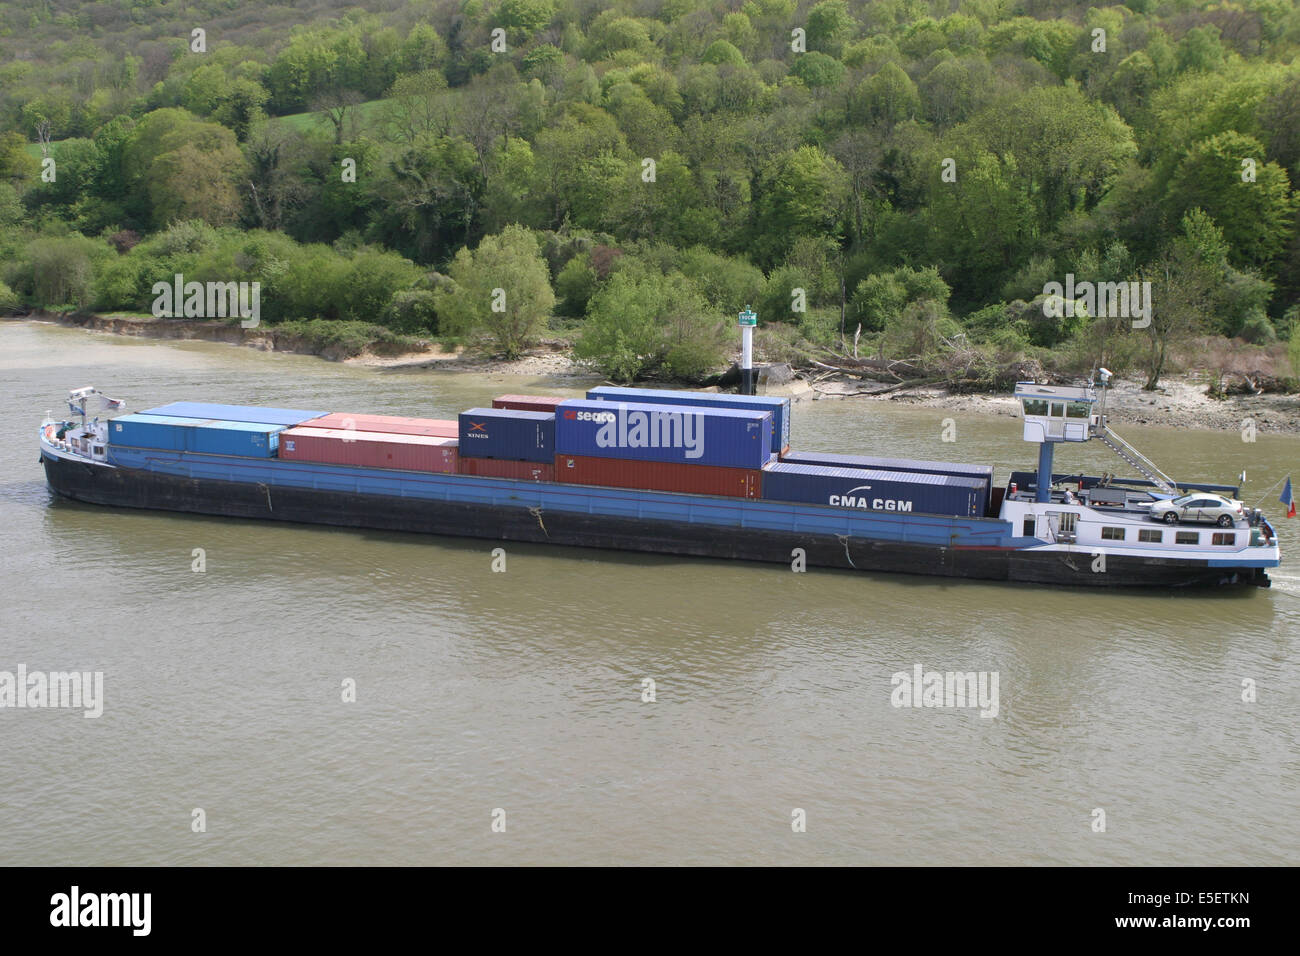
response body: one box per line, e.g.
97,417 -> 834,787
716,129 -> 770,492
457,406 -> 557,481
298,412 -> 458,438
775,451 -> 993,516
552,397 -> 773,498
586,386 -> 792,456
109,413 -> 286,458
278,410 -> 461,473
761,463 -> 988,517
278,428 -> 457,472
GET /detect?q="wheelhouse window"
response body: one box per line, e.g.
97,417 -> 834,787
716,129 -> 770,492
1101,527 -> 1126,540
1138,529 -> 1163,543
1175,531 -> 1199,545
1022,517 -> 1035,537
1023,399 -> 1048,416
1050,402 -> 1066,417
1066,402 -> 1091,418
1211,532 -> 1236,546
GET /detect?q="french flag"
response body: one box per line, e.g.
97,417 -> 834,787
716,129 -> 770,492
1282,477 -> 1296,518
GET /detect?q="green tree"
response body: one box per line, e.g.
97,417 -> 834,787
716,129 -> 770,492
1164,131 -> 1296,269
753,146 -> 848,265
851,265 -> 951,332
806,0 -> 856,56
1140,209 -> 1222,389
434,224 -> 554,358
575,265 -> 727,381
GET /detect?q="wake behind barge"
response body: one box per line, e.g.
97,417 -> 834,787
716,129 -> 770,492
40,380 -> 1280,589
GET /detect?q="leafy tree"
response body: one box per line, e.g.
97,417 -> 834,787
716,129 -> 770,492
0,131 -> 40,188
752,146 -> 847,265
851,265 -> 951,332
806,1 -> 856,57
28,234 -> 107,308
434,224 -> 554,358
491,0 -> 555,41
791,52 -> 845,89
859,62 -> 920,128
1164,131 -> 1296,269
575,265 -> 726,381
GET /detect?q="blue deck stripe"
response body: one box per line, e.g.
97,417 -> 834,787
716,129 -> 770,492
106,445 -> 1018,546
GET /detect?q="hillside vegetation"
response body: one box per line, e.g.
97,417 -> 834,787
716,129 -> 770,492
2,0 -> 1299,387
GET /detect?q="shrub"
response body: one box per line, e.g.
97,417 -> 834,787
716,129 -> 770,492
382,289 -> 439,334
575,267 -> 728,381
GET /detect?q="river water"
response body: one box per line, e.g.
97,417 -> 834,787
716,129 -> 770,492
2,320 -> 1297,865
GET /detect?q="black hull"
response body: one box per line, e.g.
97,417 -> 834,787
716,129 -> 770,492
41,455 -> 1267,589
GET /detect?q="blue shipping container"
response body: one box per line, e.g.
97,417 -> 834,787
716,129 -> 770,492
142,401 -> 328,427
779,450 -> 995,485
586,386 -> 791,454
556,399 -> 773,469
109,414 -> 283,458
761,462 -> 987,517
458,408 -> 555,463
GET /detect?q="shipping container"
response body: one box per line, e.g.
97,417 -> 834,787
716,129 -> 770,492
458,408 -> 555,463
279,427 -> 457,473
108,413 -> 194,451
298,412 -> 457,438
142,401 -> 327,427
109,413 -> 283,458
556,454 -> 761,498
761,462 -> 987,517
778,449 -> 995,485
458,457 -> 555,481
586,386 -> 791,454
491,394 -> 568,412
555,399 -> 774,469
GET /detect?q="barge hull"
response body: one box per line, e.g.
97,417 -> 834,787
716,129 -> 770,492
42,454 -> 1266,589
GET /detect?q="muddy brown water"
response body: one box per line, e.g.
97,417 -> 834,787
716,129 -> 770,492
2,321 -> 1297,864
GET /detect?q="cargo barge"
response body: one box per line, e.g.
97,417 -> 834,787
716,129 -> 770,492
39,378 -> 1282,588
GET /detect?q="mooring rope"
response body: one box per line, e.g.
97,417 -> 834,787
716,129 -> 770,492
259,482 -> 272,511
836,534 -> 856,568
529,506 -> 548,537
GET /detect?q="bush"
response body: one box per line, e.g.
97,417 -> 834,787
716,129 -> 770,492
0,280 -> 18,313
272,319 -> 424,358
93,256 -> 148,311
434,225 -> 555,358
676,246 -> 765,312
28,234 -> 107,308
1238,310 -> 1277,344
555,254 -> 598,316
382,289 -> 439,334
575,267 -> 728,381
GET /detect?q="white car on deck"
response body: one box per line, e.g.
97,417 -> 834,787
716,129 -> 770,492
1148,493 -> 1245,527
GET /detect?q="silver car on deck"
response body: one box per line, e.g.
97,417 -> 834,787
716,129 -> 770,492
1148,493 -> 1245,527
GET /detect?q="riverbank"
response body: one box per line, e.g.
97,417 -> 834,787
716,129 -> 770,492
16,311 -> 1299,435
816,375 -> 1300,435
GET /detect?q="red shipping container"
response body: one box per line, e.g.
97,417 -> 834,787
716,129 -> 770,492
298,412 -> 458,438
491,394 -> 568,412
555,454 -> 761,498
279,427 -> 457,473
458,457 -> 555,481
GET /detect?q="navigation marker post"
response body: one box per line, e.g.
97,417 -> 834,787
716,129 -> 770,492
738,306 -> 757,395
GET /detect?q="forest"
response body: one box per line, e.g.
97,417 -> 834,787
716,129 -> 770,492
1,0 -> 1299,390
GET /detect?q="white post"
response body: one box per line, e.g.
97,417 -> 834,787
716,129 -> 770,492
738,306 -> 757,395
